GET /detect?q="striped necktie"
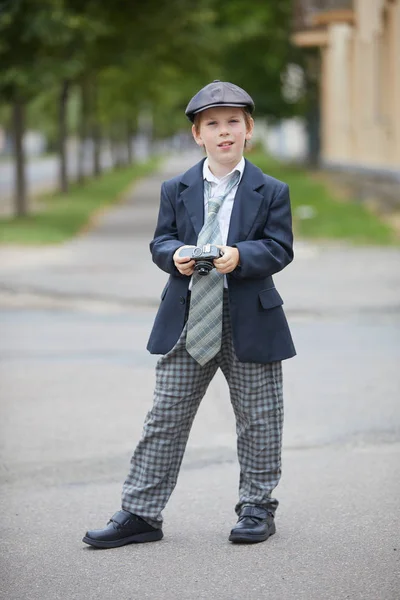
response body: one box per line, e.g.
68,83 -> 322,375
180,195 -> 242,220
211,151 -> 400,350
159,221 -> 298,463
186,170 -> 240,366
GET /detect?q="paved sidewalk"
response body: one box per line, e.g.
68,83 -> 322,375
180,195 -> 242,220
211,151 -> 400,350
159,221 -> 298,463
1,154 -> 400,600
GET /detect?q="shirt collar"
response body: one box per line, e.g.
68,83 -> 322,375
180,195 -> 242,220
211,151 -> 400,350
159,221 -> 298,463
203,157 -> 245,185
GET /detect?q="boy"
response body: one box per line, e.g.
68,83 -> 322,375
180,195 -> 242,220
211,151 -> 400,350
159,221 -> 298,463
83,80 -> 296,547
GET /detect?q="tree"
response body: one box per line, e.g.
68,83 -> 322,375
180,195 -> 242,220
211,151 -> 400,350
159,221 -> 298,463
213,0 -> 304,119
0,0 -> 44,215
0,0 -> 304,217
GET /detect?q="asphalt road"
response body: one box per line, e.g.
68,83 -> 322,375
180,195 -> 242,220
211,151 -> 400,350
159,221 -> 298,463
1,155 -> 399,600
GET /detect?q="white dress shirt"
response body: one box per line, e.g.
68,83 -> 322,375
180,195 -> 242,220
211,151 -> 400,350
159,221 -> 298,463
202,157 -> 245,245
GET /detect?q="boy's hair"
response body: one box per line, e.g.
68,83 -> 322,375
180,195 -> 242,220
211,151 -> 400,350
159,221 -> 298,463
193,107 -> 253,135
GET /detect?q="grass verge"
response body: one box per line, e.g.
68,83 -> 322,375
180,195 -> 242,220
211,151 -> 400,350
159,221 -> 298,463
249,150 -> 398,245
0,158 -> 160,245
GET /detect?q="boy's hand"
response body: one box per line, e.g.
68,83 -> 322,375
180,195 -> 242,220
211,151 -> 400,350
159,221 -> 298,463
214,246 -> 240,274
173,246 -> 196,276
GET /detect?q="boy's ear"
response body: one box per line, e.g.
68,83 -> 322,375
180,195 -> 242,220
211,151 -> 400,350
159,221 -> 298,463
245,117 -> 255,141
192,124 -> 204,147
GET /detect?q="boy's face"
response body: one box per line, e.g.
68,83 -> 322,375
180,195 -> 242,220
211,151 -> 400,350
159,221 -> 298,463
192,107 -> 254,171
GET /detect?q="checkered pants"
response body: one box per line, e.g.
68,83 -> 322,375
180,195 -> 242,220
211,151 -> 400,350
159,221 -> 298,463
121,292 -> 284,528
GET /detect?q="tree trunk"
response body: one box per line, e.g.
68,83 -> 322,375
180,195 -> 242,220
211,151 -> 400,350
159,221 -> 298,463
110,132 -> 118,170
110,124 -> 124,169
116,124 -> 124,167
58,79 -> 70,193
78,77 -> 89,183
90,79 -> 101,177
126,120 -> 134,165
12,96 -> 27,217
306,104 -> 320,168
92,122 -> 101,176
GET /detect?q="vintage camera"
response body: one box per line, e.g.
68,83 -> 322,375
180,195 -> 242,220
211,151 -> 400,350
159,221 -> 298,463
178,244 -> 223,276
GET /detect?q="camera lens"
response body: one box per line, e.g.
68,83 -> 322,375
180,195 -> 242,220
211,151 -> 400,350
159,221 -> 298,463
195,260 -> 213,276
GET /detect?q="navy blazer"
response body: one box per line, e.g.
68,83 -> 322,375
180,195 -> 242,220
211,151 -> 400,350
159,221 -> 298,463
147,158 -> 296,363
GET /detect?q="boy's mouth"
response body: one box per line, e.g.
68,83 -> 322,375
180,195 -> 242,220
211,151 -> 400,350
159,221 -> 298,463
218,141 -> 233,147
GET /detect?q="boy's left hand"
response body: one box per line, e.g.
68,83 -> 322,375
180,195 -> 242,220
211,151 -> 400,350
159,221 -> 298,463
213,246 -> 240,274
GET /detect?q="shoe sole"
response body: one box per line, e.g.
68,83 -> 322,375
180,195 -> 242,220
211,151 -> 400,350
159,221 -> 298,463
229,522 -> 276,544
82,529 -> 163,548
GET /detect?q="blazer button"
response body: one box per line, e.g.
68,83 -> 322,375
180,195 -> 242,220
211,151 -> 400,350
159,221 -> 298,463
179,296 -> 186,305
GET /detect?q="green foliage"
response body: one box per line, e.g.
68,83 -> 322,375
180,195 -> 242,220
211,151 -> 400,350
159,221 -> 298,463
0,0 -> 303,131
211,0 -> 304,118
0,0 -> 105,100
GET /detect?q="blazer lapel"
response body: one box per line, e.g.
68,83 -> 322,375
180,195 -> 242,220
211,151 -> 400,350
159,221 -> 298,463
180,159 -> 205,238
227,159 -> 265,245
179,158 -> 265,243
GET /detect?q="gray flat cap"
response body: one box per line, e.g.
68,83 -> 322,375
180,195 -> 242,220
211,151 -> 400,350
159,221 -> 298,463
185,80 -> 255,122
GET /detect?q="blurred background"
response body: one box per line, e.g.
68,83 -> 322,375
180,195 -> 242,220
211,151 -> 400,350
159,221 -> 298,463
1,3 -> 400,599
0,0 -> 399,237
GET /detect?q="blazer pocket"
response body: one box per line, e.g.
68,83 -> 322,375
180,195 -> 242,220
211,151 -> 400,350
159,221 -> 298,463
259,287 -> 284,310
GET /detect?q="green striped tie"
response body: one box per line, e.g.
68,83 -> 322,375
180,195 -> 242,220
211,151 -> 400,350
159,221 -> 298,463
186,171 -> 240,366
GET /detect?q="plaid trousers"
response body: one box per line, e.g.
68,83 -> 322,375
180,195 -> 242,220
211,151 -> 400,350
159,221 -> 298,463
121,291 -> 284,528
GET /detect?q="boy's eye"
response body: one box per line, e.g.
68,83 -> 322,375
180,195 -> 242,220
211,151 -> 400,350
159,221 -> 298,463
206,121 -> 217,126
230,119 -> 239,123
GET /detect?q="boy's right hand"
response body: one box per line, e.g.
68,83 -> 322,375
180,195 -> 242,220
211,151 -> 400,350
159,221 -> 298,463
173,246 -> 196,276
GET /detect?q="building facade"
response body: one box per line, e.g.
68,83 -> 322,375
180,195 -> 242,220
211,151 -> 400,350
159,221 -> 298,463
292,0 -> 400,174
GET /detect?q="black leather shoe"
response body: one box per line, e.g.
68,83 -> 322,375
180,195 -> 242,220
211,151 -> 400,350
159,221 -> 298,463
229,505 -> 276,544
82,510 -> 163,548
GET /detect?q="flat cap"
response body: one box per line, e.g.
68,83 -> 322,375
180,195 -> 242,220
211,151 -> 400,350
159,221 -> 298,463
185,80 -> 255,122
